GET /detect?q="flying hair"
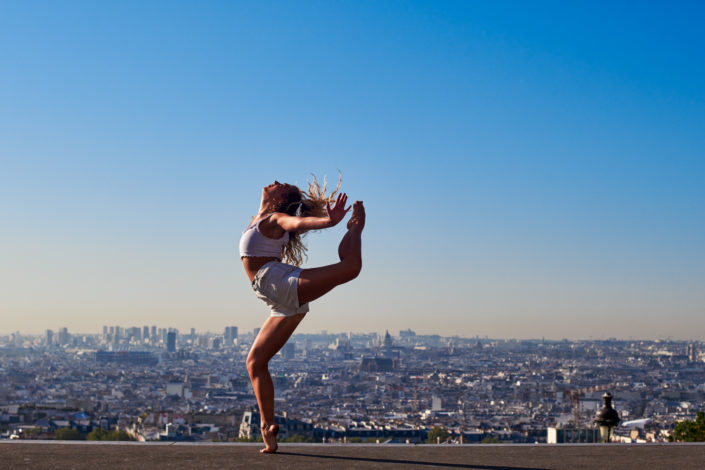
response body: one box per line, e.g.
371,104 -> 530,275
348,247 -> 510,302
282,173 -> 342,266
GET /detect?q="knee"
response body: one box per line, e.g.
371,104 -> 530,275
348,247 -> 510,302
344,258 -> 362,281
246,351 -> 267,378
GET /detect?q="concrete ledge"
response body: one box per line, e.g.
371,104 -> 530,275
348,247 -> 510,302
1,441 -> 704,469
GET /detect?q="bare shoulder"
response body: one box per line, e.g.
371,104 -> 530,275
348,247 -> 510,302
260,213 -> 288,238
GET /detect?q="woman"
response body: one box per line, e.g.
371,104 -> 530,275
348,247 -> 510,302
239,178 -> 364,453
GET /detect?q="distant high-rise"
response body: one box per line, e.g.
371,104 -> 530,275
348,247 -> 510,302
166,331 -> 176,352
58,327 -> 70,346
209,337 -> 222,350
687,343 -> 698,364
253,327 -> 261,339
151,325 -> 157,340
432,394 -> 442,411
126,327 -> 141,342
190,328 -> 196,343
143,326 -> 149,342
224,326 -> 239,346
282,342 -> 295,359
45,329 -> 54,346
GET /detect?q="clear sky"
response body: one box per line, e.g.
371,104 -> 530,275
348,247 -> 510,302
1,1 -> 703,339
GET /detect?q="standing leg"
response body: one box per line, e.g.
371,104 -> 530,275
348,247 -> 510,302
297,201 -> 365,304
246,313 -> 305,453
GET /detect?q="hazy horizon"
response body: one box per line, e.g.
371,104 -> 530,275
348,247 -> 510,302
2,2 -> 704,340
3,322 -> 704,344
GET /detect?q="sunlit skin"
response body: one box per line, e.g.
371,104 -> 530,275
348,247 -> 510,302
242,180 -> 365,453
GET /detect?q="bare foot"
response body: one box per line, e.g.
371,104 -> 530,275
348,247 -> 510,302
260,423 -> 279,454
347,201 -> 365,231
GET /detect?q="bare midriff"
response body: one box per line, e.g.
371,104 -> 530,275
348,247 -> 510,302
242,256 -> 281,283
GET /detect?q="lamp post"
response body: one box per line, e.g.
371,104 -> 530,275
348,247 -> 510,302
594,392 -> 620,443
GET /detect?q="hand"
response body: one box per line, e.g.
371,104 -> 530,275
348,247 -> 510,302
326,192 -> 351,226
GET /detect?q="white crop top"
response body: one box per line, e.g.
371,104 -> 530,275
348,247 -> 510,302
238,215 -> 289,259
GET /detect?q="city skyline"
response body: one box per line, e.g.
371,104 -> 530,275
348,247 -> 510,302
2,326 -> 702,444
5,323 -> 705,343
2,2 -> 704,339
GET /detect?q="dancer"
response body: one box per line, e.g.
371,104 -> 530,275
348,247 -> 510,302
239,178 -> 364,453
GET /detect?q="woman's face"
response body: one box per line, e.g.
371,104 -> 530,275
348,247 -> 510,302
263,181 -> 298,203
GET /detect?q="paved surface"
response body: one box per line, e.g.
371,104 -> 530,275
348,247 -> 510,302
1,441 -> 704,469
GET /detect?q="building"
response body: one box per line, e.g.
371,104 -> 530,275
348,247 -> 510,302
547,427 -> 601,444
224,326 -> 238,347
57,328 -> 70,346
383,330 -> 393,348
687,343 -> 697,363
208,337 -> 222,350
167,332 -> 176,353
239,411 -> 312,441
95,351 -> 159,366
359,357 -> 395,372
432,395 -> 442,412
126,327 -> 141,342
282,342 -> 295,360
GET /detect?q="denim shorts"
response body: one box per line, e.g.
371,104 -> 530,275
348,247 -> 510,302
252,261 -> 309,317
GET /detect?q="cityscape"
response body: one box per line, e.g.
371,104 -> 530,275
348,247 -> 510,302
1,326 -> 703,444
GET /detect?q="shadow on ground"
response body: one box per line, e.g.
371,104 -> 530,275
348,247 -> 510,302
278,450 -> 548,469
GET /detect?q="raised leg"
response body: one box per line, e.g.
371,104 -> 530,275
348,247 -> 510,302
297,201 -> 365,305
246,313 -> 305,453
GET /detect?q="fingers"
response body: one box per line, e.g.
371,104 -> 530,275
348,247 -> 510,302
338,193 -> 351,212
329,193 -> 351,215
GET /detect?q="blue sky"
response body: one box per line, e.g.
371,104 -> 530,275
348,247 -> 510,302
1,1 -> 703,339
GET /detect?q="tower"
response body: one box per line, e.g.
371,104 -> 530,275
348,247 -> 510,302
383,330 -> 393,348
167,331 -> 176,353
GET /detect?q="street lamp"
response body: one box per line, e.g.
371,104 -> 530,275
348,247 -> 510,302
594,392 -> 620,443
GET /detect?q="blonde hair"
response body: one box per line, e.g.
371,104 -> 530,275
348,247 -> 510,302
281,174 -> 342,266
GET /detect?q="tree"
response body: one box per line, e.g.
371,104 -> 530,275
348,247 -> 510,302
55,428 -> 84,440
671,411 -> 705,442
86,428 -> 109,441
86,428 -> 135,441
426,426 -> 450,444
20,427 -> 41,438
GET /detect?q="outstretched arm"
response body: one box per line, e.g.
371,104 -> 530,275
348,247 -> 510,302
272,193 -> 350,232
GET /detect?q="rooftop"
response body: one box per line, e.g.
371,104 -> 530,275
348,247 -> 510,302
2,442 -> 704,469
